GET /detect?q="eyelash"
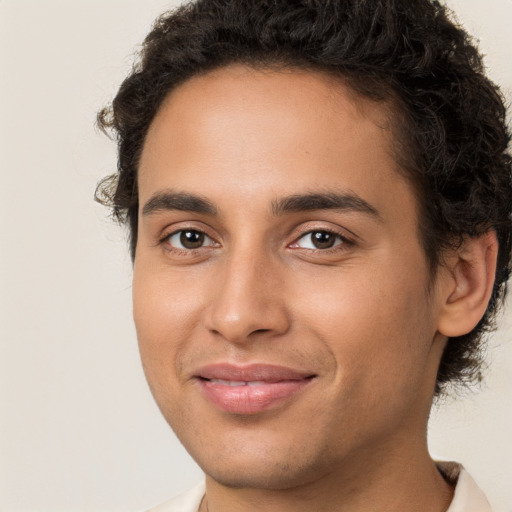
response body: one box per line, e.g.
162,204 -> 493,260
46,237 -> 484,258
158,227 -> 354,255
289,229 -> 352,252
159,228 -> 218,255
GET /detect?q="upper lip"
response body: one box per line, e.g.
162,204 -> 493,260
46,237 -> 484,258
195,363 -> 315,382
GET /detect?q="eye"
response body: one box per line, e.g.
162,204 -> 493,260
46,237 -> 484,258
294,230 -> 345,250
165,229 -> 215,250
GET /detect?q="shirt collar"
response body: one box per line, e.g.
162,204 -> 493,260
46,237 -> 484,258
438,461 -> 492,512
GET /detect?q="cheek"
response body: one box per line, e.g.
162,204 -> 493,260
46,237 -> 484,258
292,262 -> 435,390
132,265 -> 204,386
133,260 -> 205,330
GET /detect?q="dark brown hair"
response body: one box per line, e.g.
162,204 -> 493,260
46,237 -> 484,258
97,0 -> 512,395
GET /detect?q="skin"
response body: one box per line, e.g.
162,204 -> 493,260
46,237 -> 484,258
133,65 -> 495,512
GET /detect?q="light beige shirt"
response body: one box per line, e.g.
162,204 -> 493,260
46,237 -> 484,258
147,462 -> 492,512
437,462 -> 492,512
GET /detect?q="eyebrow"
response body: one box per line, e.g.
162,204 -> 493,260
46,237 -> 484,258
271,192 -> 381,219
142,191 -> 217,216
141,189 -> 381,220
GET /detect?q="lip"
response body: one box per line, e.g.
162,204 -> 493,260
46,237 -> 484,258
195,363 -> 316,415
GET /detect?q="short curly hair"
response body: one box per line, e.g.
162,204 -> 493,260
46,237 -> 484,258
97,0 -> 512,395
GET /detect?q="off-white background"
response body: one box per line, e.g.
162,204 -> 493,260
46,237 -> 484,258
0,1 -> 511,511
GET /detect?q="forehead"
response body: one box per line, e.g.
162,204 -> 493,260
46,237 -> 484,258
143,65 -> 395,150
138,64 -> 411,219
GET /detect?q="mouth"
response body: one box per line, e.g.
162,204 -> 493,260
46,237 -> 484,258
195,363 -> 316,415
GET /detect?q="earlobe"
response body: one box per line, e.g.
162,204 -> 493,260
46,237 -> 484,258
437,231 -> 498,338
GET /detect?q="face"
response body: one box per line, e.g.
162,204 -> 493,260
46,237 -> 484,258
134,65 -> 448,490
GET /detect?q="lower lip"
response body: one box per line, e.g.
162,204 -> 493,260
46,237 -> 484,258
198,379 -> 312,414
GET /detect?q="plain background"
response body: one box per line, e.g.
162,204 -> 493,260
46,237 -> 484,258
1,1 -> 511,511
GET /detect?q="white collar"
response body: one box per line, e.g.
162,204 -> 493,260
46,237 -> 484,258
438,461 -> 492,512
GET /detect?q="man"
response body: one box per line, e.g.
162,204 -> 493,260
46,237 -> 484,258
96,0 -> 511,510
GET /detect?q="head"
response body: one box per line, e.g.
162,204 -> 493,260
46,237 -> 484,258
97,0 -> 512,495
97,0 -> 511,397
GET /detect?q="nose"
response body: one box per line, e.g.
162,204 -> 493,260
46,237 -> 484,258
204,249 -> 291,344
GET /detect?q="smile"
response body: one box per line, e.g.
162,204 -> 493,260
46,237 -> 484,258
195,364 -> 316,415
207,379 -> 268,386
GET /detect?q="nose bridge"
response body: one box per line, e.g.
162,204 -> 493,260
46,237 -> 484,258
205,239 -> 289,342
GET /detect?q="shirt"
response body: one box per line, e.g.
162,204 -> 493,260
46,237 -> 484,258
146,462 -> 492,512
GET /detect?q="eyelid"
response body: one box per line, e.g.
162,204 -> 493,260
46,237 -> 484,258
158,223 -> 220,251
167,230 -> 215,249
289,230 -> 351,252
288,222 -> 356,247
293,230 -> 346,249
155,221 -> 356,255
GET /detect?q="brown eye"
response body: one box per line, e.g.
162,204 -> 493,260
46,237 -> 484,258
180,230 -> 204,249
167,230 -> 211,250
295,230 -> 344,250
311,231 -> 336,249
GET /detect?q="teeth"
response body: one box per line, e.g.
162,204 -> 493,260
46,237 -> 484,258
210,379 -> 246,386
209,379 -> 266,387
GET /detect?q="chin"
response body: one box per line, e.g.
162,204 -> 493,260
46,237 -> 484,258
205,465 -> 324,491
190,442 -> 332,491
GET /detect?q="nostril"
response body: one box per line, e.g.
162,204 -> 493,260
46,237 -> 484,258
252,328 -> 271,335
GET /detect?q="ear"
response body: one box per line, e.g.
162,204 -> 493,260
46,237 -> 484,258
437,231 -> 498,337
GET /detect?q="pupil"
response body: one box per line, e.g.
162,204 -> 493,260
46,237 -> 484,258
180,230 -> 205,249
313,231 -> 335,249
